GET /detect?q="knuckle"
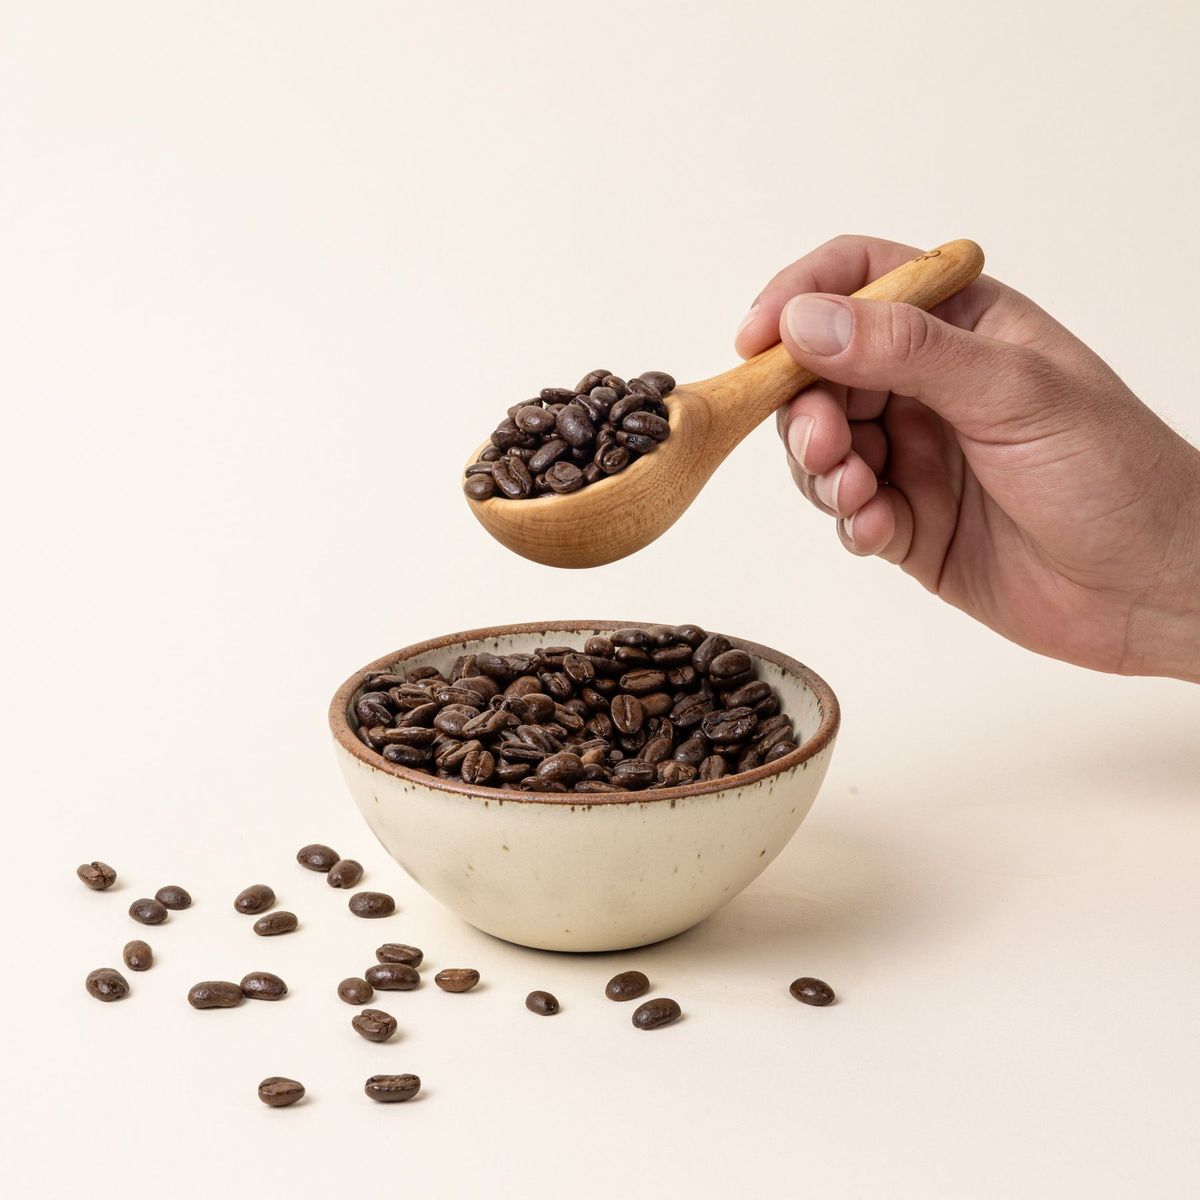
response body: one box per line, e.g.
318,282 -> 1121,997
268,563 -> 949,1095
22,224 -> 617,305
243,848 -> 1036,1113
879,302 -> 933,363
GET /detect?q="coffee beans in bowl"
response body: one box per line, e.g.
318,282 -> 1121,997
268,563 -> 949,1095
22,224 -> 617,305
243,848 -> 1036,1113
345,624 -> 799,795
463,369 -> 675,501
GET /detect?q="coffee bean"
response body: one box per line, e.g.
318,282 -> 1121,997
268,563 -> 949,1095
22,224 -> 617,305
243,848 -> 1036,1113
698,754 -> 729,781
128,898 -> 168,926
610,694 -> 644,735
364,1074 -> 421,1103
86,967 -> 129,1002
700,707 -> 758,742
234,884 -> 275,915
434,968 -> 480,993
327,859 -> 364,889
77,861 -> 117,890
123,940 -> 153,971
366,963 -> 420,991
188,980 -> 243,1009
338,977 -> 373,1005
258,1077 -> 305,1107
526,990 -> 560,1015
349,891 -> 395,919
241,971 -> 288,1001
605,970 -> 650,1002
789,977 -> 835,1006
353,1008 -> 398,1042
253,911 -> 298,936
375,944 -> 423,967
296,843 -> 339,872
154,884 -> 191,910
464,474 -> 496,500
638,370 -> 676,393
631,997 -> 681,1029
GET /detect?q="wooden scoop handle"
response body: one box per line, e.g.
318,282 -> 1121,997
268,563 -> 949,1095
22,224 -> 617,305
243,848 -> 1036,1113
706,239 -> 986,448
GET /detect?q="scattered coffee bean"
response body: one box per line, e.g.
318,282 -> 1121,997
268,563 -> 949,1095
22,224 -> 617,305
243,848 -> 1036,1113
338,977 -> 374,1005
128,898 -> 168,926
364,1074 -> 421,1103
241,971 -> 288,1001
234,884 -> 275,915
352,1008 -> 398,1042
631,997 -> 681,1030
605,970 -> 650,1002
153,884 -> 191,910
375,944 -> 423,967
789,977 -> 835,1006
296,843 -> 340,872
258,1077 -> 305,1107
365,963 -> 420,991
434,968 -> 480,993
253,911 -> 299,937
123,940 -> 153,971
85,967 -> 129,1002
77,861 -> 117,890
327,859 -> 364,889
187,980 -> 244,1009
354,625 -> 799,794
463,369 -> 676,501
525,990 -> 560,1015
349,891 -> 395,918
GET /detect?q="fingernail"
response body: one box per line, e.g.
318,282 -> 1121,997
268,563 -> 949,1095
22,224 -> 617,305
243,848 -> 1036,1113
814,466 -> 844,512
842,512 -> 857,544
786,415 -> 815,473
735,302 -> 760,338
784,296 -> 852,355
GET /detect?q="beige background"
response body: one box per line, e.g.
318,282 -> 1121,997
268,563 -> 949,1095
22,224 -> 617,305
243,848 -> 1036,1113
3,1 -> 1199,1196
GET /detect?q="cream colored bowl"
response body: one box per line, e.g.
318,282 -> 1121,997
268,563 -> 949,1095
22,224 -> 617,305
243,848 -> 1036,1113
329,621 -> 839,952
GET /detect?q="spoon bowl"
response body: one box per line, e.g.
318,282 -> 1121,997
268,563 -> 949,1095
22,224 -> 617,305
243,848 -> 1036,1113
466,239 -> 984,568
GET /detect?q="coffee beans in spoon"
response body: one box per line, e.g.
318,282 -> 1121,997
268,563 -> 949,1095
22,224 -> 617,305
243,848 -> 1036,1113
463,369 -> 676,501
351,625 -> 800,793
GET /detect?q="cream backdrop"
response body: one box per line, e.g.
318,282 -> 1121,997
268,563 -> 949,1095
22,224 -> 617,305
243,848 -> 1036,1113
3,2 -> 1198,1197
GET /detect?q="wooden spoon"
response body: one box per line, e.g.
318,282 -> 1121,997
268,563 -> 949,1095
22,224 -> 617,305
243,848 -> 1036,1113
466,238 -> 984,568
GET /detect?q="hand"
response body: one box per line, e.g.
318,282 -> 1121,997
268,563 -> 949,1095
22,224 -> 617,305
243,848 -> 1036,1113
736,235 -> 1200,682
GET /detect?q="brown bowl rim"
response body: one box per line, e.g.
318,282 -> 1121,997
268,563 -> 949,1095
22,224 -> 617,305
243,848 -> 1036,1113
328,620 -> 840,807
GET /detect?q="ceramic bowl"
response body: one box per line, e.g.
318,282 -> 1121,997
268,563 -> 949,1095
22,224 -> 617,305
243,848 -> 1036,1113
329,621 -> 839,952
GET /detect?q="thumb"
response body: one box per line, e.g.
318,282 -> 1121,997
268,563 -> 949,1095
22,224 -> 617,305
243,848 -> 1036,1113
781,294 -> 1047,437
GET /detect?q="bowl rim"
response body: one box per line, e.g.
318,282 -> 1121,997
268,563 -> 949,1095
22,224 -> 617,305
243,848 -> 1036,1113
328,620 -> 840,807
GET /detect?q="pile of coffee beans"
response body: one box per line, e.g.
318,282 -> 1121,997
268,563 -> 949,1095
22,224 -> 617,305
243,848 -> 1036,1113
352,625 -> 800,793
463,368 -> 676,501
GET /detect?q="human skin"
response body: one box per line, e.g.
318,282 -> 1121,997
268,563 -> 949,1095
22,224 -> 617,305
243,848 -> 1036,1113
735,235 -> 1200,683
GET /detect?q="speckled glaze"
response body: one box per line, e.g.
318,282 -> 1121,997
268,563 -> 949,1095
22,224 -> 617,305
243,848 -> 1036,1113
329,622 -> 839,952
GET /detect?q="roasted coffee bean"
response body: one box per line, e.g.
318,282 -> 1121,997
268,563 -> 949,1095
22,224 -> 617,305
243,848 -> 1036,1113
129,898 -> 168,926
375,944 -> 423,968
383,743 -> 431,767
611,760 -> 656,790
327,859 -> 364,889
638,370 -> 676,393
241,971 -> 288,1001
789,977 -> 835,1006
254,911 -> 298,937
692,634 -> 731,674
698,754 -> 729,781
338,977 -> 373,1005
621,410 -> 670,441
234,885 -> 275,915
673,734 -> 707,765
537,752 -> 584,785
353,1008 -> 398,1042
366,963 -> 420,991
123,940 -> 153,971
610,694 -> 644,735
154,884 -> 191,910
545,461 -> 585,493
188,980 -> 243,1009
296,843 -> 339,872
77,861 -> 117,890
86,967 -> 129,1002
701,707 -> 758,742
258,1077 -> 305,1107
460,748 -> 496,784
526,990 -> 560,1015
349,891 -> 395,919
492,455 -> 533,499
632,997 -> 681,1029
605,970 -> 650,1002
435,968 -> 480,993
514,403 -> 557,434
725,680 -> 773,708
364,1074 -> 421,1103
657,761 -> 696,786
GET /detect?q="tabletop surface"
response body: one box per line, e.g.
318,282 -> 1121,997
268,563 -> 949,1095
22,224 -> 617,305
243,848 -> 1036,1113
4,3 -> 1199,1197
